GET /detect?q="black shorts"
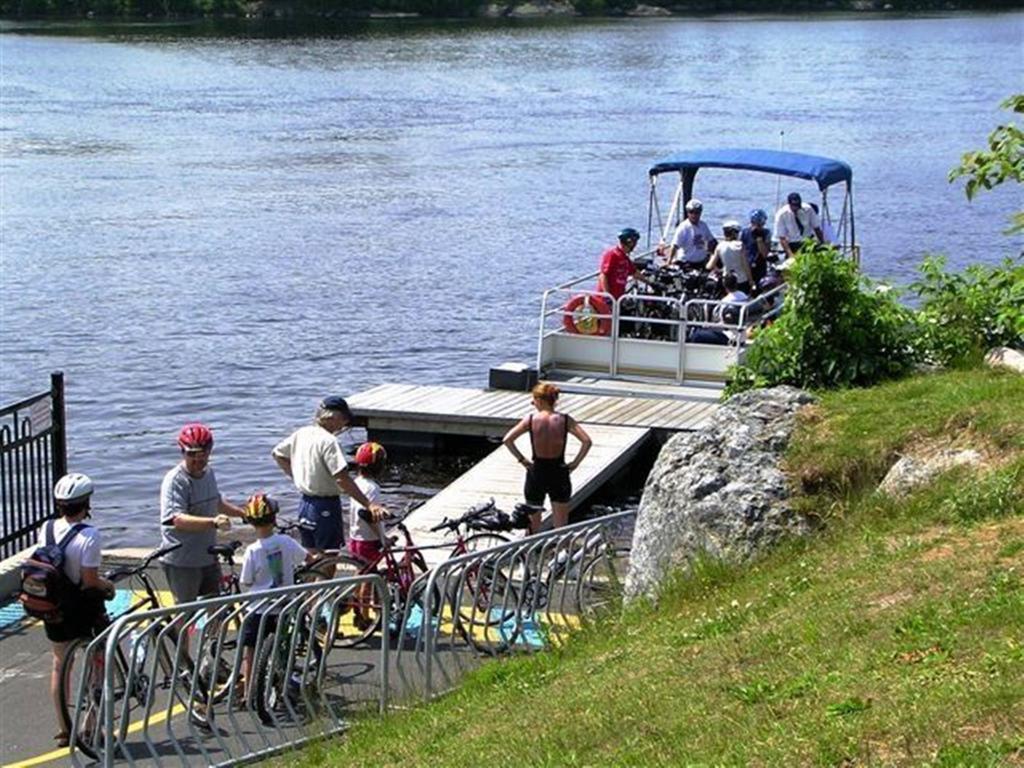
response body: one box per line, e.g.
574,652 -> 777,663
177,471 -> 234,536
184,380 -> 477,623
524,458 -> 572,505
241,612 -> 279,648
44,591 -> 109,643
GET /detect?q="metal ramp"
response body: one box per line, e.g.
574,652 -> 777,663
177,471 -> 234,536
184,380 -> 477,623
403,423 -> 650,567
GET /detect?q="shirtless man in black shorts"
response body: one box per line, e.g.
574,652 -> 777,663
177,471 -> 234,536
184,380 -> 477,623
502,383 -> 593,532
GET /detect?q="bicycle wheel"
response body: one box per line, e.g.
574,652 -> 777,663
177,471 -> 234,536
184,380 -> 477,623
59,638 -> 129,761
397,558 -> 442,641
298,554 -> 383,647
574,550 -> 626,621
253,625 -> 315,727
450,546 -> 519,655
294,553 -> 346,583
460,532 -> 510,556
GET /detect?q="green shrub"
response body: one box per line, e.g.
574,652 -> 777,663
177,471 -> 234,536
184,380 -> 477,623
727,245 -> 919,394
911,254 -> 1024,368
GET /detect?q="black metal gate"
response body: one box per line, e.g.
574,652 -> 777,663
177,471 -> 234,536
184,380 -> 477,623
0,372 -> 68,561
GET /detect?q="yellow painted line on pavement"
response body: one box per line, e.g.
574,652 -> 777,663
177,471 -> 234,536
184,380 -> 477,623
3,704 -> 186,768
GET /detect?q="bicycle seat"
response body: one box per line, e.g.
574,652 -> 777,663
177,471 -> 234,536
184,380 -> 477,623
208,542 -> 242,560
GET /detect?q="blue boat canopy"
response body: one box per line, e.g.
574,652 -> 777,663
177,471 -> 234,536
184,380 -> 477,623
649,149 -> 853,191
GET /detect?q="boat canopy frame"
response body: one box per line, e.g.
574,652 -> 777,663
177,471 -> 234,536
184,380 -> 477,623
646,148 -> 856,255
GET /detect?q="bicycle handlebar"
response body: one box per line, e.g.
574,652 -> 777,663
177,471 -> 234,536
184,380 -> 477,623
105,541 -> 182,581
276,518 -> 304,534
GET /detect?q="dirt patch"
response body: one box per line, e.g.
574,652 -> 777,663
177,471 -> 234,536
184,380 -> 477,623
902,518 -> 1024,565
865,588 -> 915,615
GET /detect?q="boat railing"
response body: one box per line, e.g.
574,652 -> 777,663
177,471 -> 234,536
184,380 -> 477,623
537,277 -> 787,385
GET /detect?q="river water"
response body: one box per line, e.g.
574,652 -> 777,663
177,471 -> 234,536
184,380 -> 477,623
1,12 -> 1021,545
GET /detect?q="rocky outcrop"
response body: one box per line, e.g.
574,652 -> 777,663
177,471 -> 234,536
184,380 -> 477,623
984,346 -> 1024,374
624,386 -> 815,603
878,449 -> 984,497
627,3 -> 672,14
480,0 -> 575,16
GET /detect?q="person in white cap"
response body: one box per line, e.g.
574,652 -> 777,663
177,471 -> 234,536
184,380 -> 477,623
707,219 -> 755,295
667,198 -> 717,268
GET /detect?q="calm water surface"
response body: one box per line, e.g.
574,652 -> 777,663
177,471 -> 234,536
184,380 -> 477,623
1,13 -> 1022,545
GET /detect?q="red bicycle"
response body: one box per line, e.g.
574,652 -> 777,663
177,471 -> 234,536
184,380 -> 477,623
296,499 -> 522,647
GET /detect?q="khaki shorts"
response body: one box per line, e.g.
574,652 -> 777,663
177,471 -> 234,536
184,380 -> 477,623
163,563 -> 221,605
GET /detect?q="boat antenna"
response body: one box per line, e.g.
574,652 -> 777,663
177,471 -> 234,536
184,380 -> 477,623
774,130 -> 785,211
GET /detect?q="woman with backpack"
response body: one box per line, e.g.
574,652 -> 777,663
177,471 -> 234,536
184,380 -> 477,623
25,473 -> 114,748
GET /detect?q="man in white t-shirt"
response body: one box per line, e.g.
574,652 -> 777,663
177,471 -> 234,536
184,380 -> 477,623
668,198 -> 718,268
272,396 -> 386,554
774,192 -> 824,259
707,220 -> 755,294
36,473 -> 115,748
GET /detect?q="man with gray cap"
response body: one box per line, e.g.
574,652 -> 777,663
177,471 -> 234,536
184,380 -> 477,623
272,396 -> 387,553
774,192 -> 824,260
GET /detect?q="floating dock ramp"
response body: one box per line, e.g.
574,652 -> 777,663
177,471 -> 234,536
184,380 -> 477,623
399,423 -> 649,566
347,383 -> 719,564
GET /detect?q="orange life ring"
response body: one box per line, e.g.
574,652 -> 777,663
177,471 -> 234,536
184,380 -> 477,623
563,294 -> 612,336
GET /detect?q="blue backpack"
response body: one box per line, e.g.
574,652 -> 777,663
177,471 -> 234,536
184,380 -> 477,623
19,520 -> 89,623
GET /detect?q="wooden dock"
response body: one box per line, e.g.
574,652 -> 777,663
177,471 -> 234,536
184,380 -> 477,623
346,381 -> 722,562
347,383 -> 718,437
403,423 -> 650,566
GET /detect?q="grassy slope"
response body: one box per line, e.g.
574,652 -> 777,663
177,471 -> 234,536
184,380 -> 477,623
286,369 -> 1024,768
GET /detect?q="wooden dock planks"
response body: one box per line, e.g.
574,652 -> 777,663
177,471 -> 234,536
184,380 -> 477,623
403,423 -> 651,567
347,383 -> 717,436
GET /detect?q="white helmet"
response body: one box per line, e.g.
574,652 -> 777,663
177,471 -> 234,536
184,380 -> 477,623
685,198 -> 704,213
722,219 -> 741,233
54,473 -> 94,503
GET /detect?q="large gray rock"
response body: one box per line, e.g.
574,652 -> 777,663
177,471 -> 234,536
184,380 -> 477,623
878,449 -> 983,497
984,347 -> 1024,374
625,386 -> 815,602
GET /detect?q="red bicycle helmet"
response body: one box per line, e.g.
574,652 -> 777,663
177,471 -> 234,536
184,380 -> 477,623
177,423 -> 214,453
354,441 -> 387,470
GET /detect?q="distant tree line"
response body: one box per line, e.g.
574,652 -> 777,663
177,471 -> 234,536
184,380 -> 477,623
2,0 -> 1021,19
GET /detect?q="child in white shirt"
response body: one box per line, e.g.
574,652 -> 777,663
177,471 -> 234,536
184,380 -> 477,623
238,493 -> 312,698
346,442 -> 390,631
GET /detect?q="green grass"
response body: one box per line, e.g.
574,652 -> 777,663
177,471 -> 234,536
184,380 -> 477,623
277,368 -> 1024,767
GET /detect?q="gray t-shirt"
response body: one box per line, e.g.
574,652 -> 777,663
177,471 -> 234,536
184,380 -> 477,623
159,463 -> 221,568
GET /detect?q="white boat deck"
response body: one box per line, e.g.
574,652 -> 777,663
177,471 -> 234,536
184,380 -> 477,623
403,423 -> 650,567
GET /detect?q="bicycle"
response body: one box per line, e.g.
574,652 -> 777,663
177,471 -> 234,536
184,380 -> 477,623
249,595 -> 326,727
59,542 -> 185,760
186,540 -> 245,724
432,498 -> 532,654
292,504 -> 434,646
515,508 -> 630,622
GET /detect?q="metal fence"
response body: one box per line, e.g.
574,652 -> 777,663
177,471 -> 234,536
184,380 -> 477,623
67,574 -> 389,767
69,511 -> 633,766
0,372 -> 67,560
395,511 -> 635,701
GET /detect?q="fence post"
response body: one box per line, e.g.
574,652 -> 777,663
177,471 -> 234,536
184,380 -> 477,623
50,371 -> 67,480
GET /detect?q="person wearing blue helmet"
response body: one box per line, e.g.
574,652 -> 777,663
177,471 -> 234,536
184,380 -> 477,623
740,208 -> 771,283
